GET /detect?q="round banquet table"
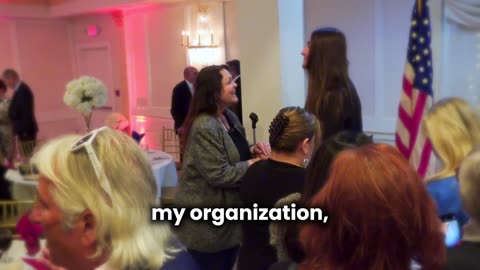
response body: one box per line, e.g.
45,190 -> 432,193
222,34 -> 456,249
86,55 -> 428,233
5,150 -> 179,201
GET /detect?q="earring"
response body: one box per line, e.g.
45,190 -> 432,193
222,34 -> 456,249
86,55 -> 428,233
303,158 -> 310,168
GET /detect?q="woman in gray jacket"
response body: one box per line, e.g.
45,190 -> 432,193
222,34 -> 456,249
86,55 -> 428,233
174,65 -> 269,270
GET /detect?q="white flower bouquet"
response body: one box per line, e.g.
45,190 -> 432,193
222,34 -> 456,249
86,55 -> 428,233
64,76 -> 108,131
64,76 -> 107,115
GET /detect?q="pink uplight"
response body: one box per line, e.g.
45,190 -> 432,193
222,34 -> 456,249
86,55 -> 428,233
136,116 -> 146,123
135,115 -> 147,134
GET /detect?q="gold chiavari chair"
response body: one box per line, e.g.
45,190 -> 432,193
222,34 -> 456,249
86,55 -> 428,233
18,140 -> 36,161
160,127 -> 181,207
0,200 -> 35,232
161,127 -> 181,168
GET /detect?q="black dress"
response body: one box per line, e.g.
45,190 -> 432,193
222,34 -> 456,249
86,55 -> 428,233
238,159 -> 305,270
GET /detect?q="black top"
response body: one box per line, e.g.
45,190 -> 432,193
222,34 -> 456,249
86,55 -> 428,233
224,113 -> 250,161
445,241 -> 480,270
268,261 -> 297,270
238,159 -> 305,270
313,80 -> 362,141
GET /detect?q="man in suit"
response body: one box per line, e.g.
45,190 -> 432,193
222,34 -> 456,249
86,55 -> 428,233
226,59 -> 242,124
2,69 -> 38,152
170,66 -> 198,133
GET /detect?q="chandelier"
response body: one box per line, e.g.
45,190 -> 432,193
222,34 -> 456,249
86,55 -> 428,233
181,5 -> 218,49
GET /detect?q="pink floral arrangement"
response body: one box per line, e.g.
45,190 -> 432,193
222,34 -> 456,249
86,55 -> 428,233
15,210 -> 43,256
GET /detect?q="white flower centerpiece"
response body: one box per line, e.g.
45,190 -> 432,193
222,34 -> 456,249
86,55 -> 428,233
64,76 -> 107,132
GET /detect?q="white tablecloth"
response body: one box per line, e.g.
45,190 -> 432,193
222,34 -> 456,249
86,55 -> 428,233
5,150 -> 178,200
5,170 -> 36,201
147,150 -> 178,199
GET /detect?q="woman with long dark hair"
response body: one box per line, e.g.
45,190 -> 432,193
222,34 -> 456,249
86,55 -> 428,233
303,27 -> 362,141
175,65 -> 269,270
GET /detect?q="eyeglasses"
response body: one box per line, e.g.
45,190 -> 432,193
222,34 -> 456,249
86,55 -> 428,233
71,126 -> 112,206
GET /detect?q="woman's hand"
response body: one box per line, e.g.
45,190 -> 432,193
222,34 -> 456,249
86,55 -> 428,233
247,157 -> 261,166
251,142 -> 271,159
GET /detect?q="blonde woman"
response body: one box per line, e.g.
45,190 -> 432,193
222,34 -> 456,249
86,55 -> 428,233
446,147 -> 480,269
423,97 -> 480,227
29,128 -> 199,270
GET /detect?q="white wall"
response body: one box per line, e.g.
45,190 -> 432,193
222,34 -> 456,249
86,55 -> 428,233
147,5 -> 187,108
124,4 -> 187,150
237,0 -> 282,142
224,1 -> 240,60
0,19 -> 16,71
235,0 -> 305,143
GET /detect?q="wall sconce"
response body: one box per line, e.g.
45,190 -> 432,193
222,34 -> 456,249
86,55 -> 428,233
181,5 -> 218,49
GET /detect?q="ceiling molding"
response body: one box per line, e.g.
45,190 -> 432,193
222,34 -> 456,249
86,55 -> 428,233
0,1 -> 50,18
0,0 -> 230,19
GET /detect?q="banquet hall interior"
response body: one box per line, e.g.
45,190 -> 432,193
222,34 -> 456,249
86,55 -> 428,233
0,0 -> 480,269
0,0 -> 477,149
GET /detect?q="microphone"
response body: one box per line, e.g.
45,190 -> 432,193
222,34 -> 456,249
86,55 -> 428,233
249,112 -> 258,144
249,112 -> 258,129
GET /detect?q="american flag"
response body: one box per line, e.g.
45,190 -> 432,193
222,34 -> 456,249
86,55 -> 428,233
395,0 -> 434,179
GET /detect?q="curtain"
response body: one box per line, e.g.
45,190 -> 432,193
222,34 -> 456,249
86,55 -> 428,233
445,0 -> 480,29
440,0 -> 480,111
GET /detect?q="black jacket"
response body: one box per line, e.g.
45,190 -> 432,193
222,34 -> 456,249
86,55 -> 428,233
170,80 -> 192,130
8,82 -> 38,140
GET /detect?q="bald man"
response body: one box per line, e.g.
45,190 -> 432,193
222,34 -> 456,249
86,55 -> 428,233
170,66 -> 198,132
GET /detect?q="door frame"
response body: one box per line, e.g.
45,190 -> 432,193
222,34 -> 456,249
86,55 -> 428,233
75,42 -> 115,112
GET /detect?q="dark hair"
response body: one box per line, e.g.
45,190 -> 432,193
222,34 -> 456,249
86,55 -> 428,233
269,107 -> 320,153
220,64 -> 231,72
299,144 -> 445,270
0,80 -> 6,91
304,27 -> 349,91
304,28 -> 351,122
2,69 -> 19,80
301,130 -> 373,204
284,131 -> 373,262
180,65 -> 225,147
226,59 -> 240,75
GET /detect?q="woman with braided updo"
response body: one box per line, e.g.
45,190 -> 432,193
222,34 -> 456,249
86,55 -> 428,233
238,106 -> 320,270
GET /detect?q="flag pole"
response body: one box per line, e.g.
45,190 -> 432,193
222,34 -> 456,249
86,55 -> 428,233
417,0 -> 422,16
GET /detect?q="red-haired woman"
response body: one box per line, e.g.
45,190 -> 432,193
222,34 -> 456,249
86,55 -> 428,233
297,144 -> 445,270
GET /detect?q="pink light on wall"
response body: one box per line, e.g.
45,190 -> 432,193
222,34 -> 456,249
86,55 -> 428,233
111,11 -> 123,28
135,115 -> 146,134
135,115 -> 154,149
124,11 -> 151,146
